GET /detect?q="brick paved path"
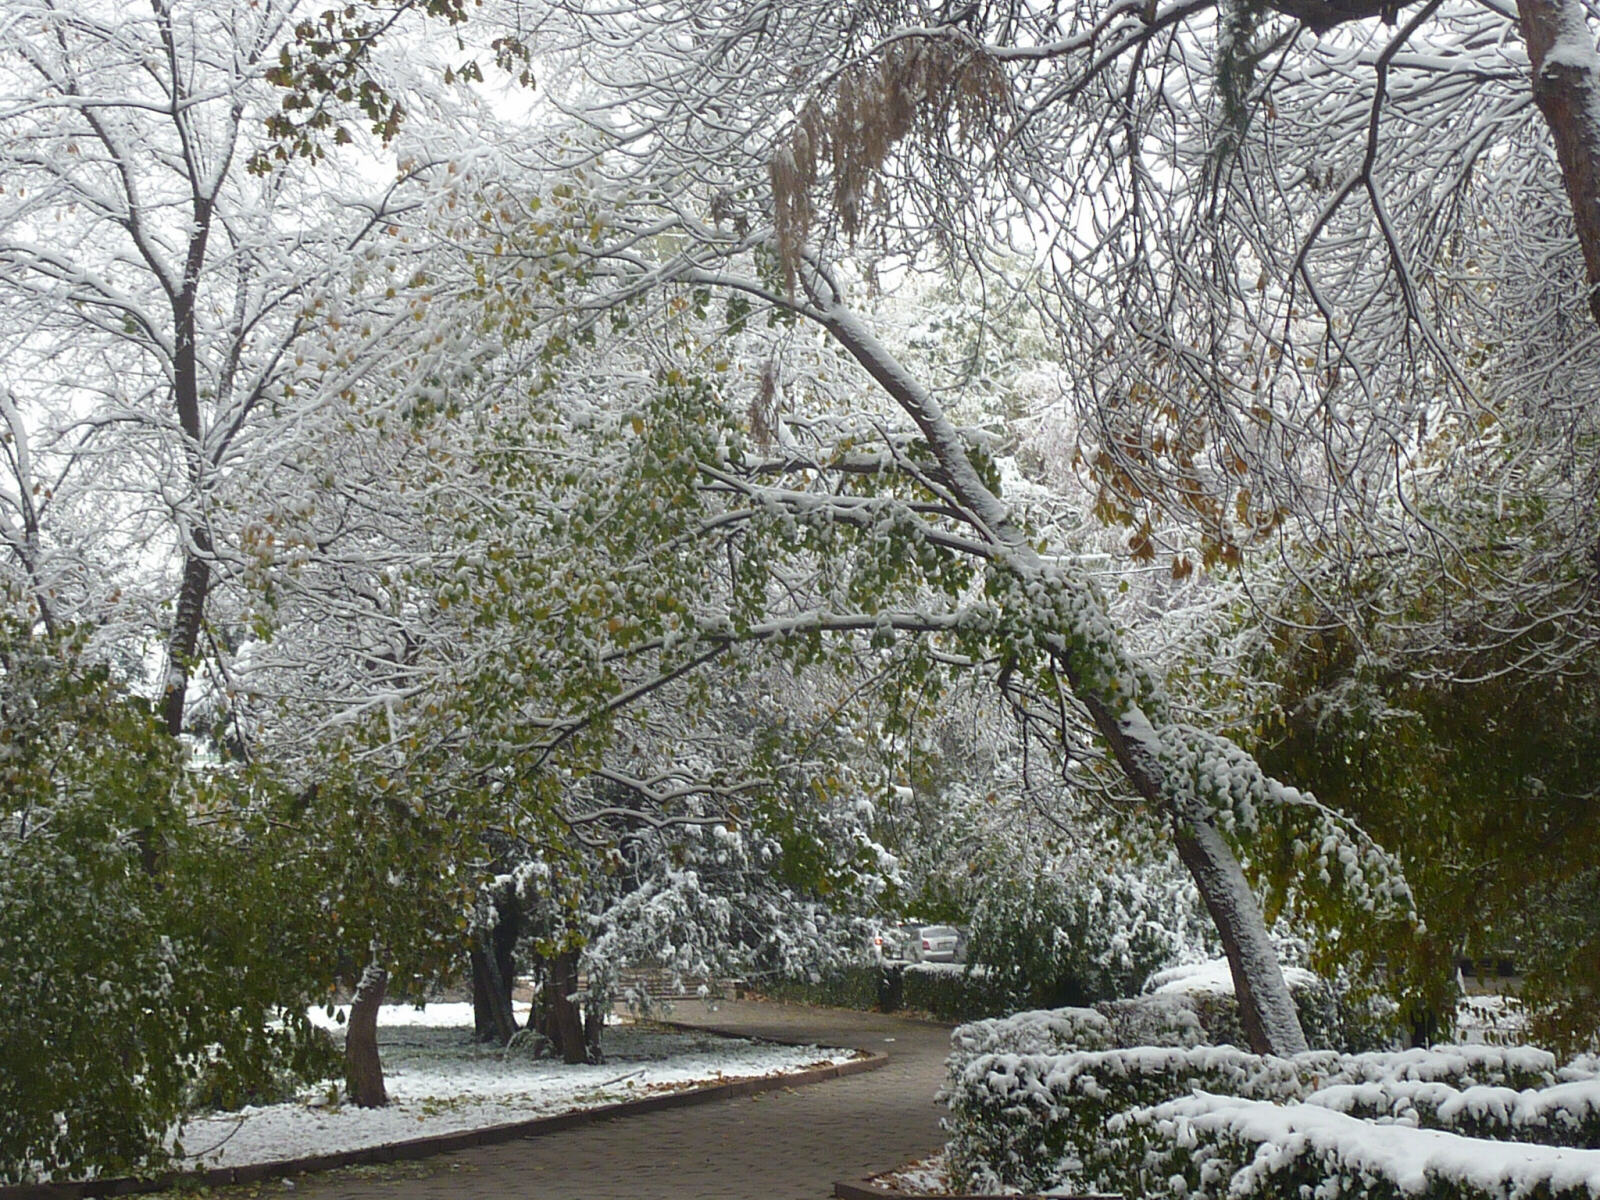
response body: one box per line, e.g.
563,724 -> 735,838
289,999 -> 954,1200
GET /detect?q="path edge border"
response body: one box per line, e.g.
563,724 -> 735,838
4,1048 -> 884,1200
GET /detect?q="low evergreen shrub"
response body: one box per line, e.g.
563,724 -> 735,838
1113,1094 -> 1600,1199
944,1002 -> 1581,1197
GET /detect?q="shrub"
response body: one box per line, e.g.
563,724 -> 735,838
0,627 -> 329,1183
900,963 -> 1008,1021
1113,1094 -> 1600,1199
760,961 -> 1009,1022
948,1006 -> 1114,1061
965,858 -> 1214,1010
758,963 -> 884,1011
1137,957 -> 1397,1053
943,997 -> 1573,1196
946,1043 -> 1322,1193
1305,1076 -> 1600,1148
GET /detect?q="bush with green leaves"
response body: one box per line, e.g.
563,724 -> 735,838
0,627 -> 331,1183
899,963 -> 1008,1021
1131,958 -> 1400,1054
758,963 -> 887,1011
943,999 -> 1568,1194
759,961 -> 1008,1022
946,1042 -> 1320,1192
1303,1075 -> 1600,1148
963,848 -> 1215,1011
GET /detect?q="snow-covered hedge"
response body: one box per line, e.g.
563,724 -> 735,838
944,1005 -> 1589,1196
948,1006 -> 1114,1060
1306,1076 -> 1600,1148
946,1041 -> 1319,1192
1111,1094 -> 1600,1199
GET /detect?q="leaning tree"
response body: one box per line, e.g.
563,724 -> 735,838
456,0 -> 1600,1054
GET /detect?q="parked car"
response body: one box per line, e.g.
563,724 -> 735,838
874,925 -> 914,962
901,923 -> 962,964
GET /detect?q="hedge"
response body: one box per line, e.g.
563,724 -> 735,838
943,1002 -> 1583,1197
757,962 -> 1007,1022
1113,1094 -> 1600,1199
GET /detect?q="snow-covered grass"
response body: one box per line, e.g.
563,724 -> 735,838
174,1002 -> 857,1171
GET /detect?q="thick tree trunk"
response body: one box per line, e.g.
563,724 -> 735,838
1172,823 -> 1308,1055
471,946 -> 498,1042
1517,0 -> 1600,328
470,890 -> 520,1045
812,293 -> 1311,1056
345,960 -> 389,1107
1081,688 -> 1311,1056
538,949 -> 592,1065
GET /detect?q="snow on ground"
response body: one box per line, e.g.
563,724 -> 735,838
870,1152 -> 951,1194
175,1003 -> 858,1170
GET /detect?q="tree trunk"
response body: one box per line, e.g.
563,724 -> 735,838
1173,823 -> 1308,1056
471,945 -> 498,1042
470,898 -> 521,1045
471,944 -> 517,1044
539,949 -> 591,1065
345,960 -> 389,1107
160,547 -> 211,736
584,996 -> 606,1064
1517,0 -> 1600,328
159,194 -> 216,737
471,885 -> 521,1044
812,293 -> 1311,1056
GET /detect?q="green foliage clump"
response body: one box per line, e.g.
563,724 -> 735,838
1113,1091 -> 1600,1200
0,626 -> 332,1183
759,962 -> 1007,1023
1250,615 -> 1600,1053
964,857 -> 1214,1011
759,964 -> 886,1011
899,964 -> 1007,1021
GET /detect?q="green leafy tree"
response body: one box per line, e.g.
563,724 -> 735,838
1252,610 -> 1600,1052
0,625 -> 333,1182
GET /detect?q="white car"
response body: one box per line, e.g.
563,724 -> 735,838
902,923 -> 962,963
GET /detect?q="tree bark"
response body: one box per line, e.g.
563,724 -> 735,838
161,546 -> 211,736
345,960 -> 389,1107
584,996 -> 607,1064
810,291 -> 1311,1056
1517,0 -> 1600,329
538,949 -> 592,1065
470,890 -> 521,1045
159,191 -> 215,737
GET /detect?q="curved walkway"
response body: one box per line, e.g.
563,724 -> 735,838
291,999 -> 953,1200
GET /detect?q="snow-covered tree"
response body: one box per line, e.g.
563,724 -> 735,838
474,0 -> 1600,1053
0,0 -> 473,732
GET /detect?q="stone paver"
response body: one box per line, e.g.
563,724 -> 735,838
289,999 -> 954,1200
